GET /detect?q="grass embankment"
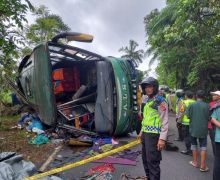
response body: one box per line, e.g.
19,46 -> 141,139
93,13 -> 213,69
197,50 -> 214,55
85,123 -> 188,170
0,115 -> 55,167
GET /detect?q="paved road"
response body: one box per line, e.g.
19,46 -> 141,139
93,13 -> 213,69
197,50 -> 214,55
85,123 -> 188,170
52,112 -> 214,180
160,113 -> 213,180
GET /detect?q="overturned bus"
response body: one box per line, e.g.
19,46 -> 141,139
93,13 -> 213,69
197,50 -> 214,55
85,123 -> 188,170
16,32 -> 138,136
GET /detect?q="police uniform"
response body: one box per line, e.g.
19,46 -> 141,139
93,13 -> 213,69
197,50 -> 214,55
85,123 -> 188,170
181,98 -> 195,153
141,95 -> 168,180
176,97 -> 185,141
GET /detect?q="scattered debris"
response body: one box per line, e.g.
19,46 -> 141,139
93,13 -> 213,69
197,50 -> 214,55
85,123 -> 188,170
0,152 -> 63,180
68,138 -> 93,146
79,163 -> 115,180
115,149 -> 141,161
77,135 -> 93,142
28,134 -> 49,145
51,139 -> 64,145
39,145 -> 63,172
111,137 -> 119,145
87,163 -> 115,175
80,172 -> 113,180
91,137 -> 113,145
121,173 -> 148,180
0,152 -> 37,180
93,156 -> 137,166
88,144 -> 114,156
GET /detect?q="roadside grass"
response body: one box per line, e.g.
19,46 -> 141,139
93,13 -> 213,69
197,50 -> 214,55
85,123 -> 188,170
0,115 -> 56,167
0,115 -> 20,131
0,115 -> 28,151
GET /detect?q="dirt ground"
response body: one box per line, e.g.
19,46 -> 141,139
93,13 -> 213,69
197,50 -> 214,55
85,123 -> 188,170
0,115 -> 56,168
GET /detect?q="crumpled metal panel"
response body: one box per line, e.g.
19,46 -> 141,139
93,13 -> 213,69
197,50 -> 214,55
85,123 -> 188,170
33,44 -> 56,126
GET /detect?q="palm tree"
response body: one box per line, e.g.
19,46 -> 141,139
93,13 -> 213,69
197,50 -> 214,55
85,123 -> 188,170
119,40 -> 144,67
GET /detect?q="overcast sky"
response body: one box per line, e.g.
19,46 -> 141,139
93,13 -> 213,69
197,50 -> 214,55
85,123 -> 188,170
28,0 -> 166,72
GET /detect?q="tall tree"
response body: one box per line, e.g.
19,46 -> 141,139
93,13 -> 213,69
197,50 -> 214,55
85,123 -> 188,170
0,0 -> 33,96
0,0 -> 33,67
119,40 -> 145,67
144,0 -> 220,91
26,5 -> 70,45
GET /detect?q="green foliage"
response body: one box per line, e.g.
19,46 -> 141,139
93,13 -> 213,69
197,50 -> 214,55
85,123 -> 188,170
119,40 -> 145,66
156,64 -> 176,89
136,69 -> 150,83
144,0 -> 220,91
21,47 -> 32,57
0,0 -> 33,94
0,90 -> 12,104
0,0 -> 33,68
26,5 -> 70,45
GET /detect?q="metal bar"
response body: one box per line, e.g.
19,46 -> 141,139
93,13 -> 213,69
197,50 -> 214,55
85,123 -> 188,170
57,93 -> 96,109
48,41 -> 103,60
57,124 -> 98,136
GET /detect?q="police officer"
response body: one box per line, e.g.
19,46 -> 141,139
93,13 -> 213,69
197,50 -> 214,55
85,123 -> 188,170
175,89 -> 185,141
181,90 -> 195,155
138,77 -> 169,180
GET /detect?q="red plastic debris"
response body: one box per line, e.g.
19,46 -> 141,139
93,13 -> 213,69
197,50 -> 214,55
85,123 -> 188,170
88,163 -> 115,175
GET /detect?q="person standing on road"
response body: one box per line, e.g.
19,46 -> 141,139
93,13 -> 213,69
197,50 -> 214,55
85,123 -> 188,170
181,90 -> 195,155
175,89 -> 185,141
210,91 -> 220,180
138,77 -> 169,180
209,101 -> 217,155
186,90 -> 209,172
165,89 -> 173,112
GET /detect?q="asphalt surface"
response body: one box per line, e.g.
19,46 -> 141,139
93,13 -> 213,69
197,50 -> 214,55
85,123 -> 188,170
50,112 -> 214,180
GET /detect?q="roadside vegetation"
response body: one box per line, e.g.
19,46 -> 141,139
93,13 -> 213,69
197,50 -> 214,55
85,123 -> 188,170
144,0 -> 220,91
0,1 -> 70,166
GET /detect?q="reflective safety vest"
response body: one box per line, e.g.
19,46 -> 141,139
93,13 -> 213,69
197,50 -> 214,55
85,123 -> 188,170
176,98 -> 184,113
142,100 -> 161,134
182,99 -> 195,125
165,94 -> 169,102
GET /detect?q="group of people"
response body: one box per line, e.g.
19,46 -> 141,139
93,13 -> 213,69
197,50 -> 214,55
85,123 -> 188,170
175,88 -> 220,180
137,76 -> 220,180
175,90 -> 209,170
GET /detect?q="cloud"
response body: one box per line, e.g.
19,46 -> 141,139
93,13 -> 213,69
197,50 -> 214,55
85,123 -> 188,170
29,0 -> 166,70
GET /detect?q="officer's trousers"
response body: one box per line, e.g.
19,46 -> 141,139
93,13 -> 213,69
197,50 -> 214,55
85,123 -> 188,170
142,132 -> 161,180
182,124 -> 191,151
